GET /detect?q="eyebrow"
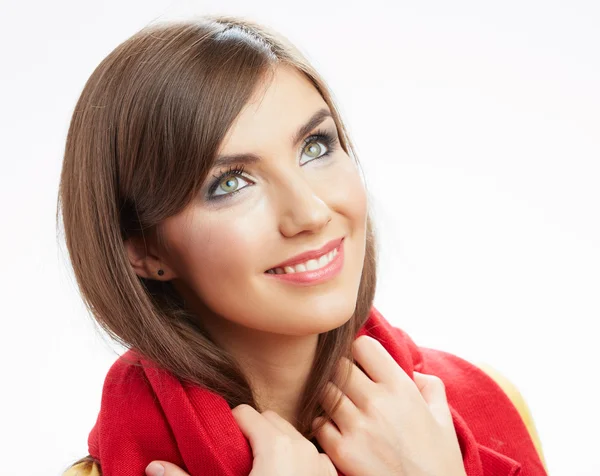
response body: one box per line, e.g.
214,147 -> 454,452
212,107 -> 333,168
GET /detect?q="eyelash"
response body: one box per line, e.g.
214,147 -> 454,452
206,129 -> 339,201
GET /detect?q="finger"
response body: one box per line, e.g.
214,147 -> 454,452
263,411 -> 337,476
261,409 -> 303,440
318,453 -> 339,476
352,335 -> 413,387
145,461 -> 189,476
413,371 -> 453,425
412,371 -> 447,404
331,357 -> 375,409
320,382 -> 359,433
313,417 -> 343,459
232,404 -> 278,454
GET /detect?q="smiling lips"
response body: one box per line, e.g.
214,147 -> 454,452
267,246 -> 339,274
265,237 -> 345,285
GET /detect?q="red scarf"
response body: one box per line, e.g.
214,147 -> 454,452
88,307 -> 546,475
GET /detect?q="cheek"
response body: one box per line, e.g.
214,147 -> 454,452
167,213 -> 263,305
162,157 -> 368,334
319,158 -> 368,228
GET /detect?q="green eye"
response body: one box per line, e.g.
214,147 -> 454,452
207,164 -> 253,201
220,177 -> 239,193
210,174 -> 251,198
300,138 -> 330,165
304,141 -> 323,158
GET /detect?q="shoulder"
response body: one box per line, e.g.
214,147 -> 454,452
97,349 -> 172,419
417,345 -> 529,422
101,349 -> 148,391
88,349 -> 183,470
62,353 -> 149,476
94,348 -> 172,427
418,346 -> 547,472
475,363 -> 548,471
93,350 -> 159,430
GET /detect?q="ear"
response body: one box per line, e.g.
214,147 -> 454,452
124,236 -> 176,281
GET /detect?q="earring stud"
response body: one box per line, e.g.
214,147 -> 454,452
157,269 -> 164,276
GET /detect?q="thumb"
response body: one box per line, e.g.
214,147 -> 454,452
146,461 -> 191,476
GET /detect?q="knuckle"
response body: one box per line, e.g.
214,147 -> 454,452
330,441 -> 350,461
364,393 -> 386,413
352,415 -> 369,432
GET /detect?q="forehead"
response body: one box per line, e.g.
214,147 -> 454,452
219,65 -> 329,152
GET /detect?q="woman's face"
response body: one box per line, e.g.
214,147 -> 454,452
155,65 -> 367,336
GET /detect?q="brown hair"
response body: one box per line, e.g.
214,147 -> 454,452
58,14 -> 377,472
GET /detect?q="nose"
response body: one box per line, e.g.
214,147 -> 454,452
276,175 -> 332,237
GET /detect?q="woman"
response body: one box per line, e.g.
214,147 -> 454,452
60,14 -> 547,476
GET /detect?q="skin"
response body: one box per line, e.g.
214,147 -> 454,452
127,65 -> 466,475
126,64 -> 368,423
143,337 -> 466,476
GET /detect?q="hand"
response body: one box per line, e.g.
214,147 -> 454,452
145,405 -> 338,476
231,404 -> 337,476
312,335 -> 466,476
145,461 -> 189,476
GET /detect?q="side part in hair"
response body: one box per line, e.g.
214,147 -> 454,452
57,14 -> 378,441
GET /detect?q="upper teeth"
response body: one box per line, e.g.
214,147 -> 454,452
268,247 -> 338,274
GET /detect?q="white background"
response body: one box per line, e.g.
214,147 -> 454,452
1,1 -> 598,475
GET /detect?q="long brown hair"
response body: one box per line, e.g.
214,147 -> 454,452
58,13 -> 377,467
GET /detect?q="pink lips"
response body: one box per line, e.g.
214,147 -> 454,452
265,238 -> 345,286
269,237 -> 344,270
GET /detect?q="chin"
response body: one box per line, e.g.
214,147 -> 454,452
282,293 -> 359,336
284,277 -> 364,336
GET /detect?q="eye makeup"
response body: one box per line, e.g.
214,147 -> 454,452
206,128 -> 340,202
299,128 -> 339,165
206,164 -> 249,199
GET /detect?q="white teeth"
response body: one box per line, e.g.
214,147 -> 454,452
305,259 -> 319,271
318,254 -> 329,267
268,245 -> 340,275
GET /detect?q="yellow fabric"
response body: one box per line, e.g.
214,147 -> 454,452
63,364 -> 547,476
477,363 -> 548,472
63,461 -> 101,476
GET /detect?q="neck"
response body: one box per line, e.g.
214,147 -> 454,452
203,316 -> 319,426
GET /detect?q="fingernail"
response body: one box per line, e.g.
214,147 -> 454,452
145,462 -> 165,476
